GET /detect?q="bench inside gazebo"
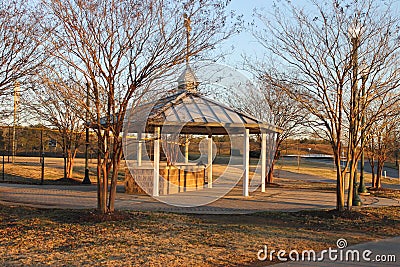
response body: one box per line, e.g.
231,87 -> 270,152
123,64 -> 281,200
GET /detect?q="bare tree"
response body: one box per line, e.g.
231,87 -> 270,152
24,71 -> 85,180
254,0 -> 400,210
366,113 -> 399,188
42,0 -> 236,213
0,1 -> 46,109
225,70 -> 307,184
214,135 -> 229,156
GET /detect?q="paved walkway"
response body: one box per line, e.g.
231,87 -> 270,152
0,162 -> 399,214
0,181 -> 398,214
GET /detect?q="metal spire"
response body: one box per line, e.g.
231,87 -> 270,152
177,13 -> 199,93
183,13 -> 191,64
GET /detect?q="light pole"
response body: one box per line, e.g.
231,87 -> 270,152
349,17 -> 362,206
82,82 -> 91,185
358,62 -> 369,194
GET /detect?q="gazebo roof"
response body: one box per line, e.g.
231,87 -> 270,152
129,90 -> 282,135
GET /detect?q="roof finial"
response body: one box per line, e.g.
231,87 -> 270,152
183,13 -> 191,64
177,13 -> 199,93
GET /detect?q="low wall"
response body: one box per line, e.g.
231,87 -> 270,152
125,165 -> 205,195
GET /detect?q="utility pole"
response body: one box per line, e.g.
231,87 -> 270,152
12,81 -> 20,164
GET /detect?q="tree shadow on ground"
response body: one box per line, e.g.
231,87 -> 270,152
0,174 -> 82,185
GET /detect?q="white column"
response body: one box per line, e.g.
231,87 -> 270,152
137,132 -> 142,167
261,132 -> 267,193
207,135 -> 213,188
243,129 -> 250,197
153,127 -> 160,196
185,135 -> 189,164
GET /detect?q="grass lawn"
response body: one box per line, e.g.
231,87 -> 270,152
276,158 -> 399,186
276,158 -> 338,180
0,156 -> 126,184
2,156 -> 398,187
0,205 -> 399,266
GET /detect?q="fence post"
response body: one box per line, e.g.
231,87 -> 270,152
8,126 -> 11,163
2,153 -> 4,181
40,153 -> 44,185
40,128 -> 43,163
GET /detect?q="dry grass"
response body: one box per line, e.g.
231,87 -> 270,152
276,158 -> 399,185
0,205 -> 398,266
1,157 -> 96,182
368,188 -> 400,199
1,157 -> 126,184
276,158 -> 350,181
281,143 -> 333,156
272,178 -> 337,192
2,156 -> 398,186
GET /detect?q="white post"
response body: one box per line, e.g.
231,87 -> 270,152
261,132 -> 267,193
243,129 -> 250,197
153,127 -> 160,196
207,135 -> 213,188
137,132 -> 142,167
185,135 -> 189,164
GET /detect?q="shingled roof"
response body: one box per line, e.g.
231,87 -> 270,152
125,90 -> 281,135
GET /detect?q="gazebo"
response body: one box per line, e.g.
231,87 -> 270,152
123,63 -> 282,200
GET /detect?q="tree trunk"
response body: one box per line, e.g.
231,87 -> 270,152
266,139 -> 281,184
63,152 -> 67,179
266,158 -> 276,184
96,147 -> 101,210
100,157 -> 108,213
369,157 -> 375,188
66,148 -> 76,179
96,130 -> 115,214
347,159 -> 358,209
97,134 -> 108,213
108,136 -> 123,212
375,161 -> 384,188
67,153 -> 72,178
333,150 -> 345,211
62,136 -> 67,180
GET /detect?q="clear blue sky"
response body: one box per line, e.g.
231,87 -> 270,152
221,0 -> 400,69
220,0 -> 311,67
